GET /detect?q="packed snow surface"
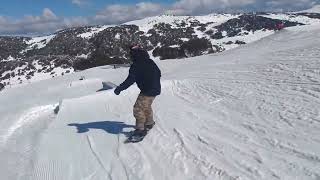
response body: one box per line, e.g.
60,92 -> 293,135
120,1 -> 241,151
1,25 -> 320,180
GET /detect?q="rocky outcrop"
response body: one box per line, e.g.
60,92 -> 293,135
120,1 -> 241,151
0,82 -> 4,91
212,15 -> 302,39
296,13 -> 320,19
0,37 -> 28,60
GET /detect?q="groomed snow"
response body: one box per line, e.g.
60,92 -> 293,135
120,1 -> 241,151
0,25 -> 320,180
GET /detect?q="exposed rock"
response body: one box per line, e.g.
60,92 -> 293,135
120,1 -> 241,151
182,38 -> 214,57
153,46 -> 186,60
0,82 -> 4,91
0,36 -> 28,60
296,13 -> 320,19
235,40 -> 246,45
214,15 -> 302,38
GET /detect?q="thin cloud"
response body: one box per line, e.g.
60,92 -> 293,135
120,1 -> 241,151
94,2 -> 165,24
169,0 -> 256,15
72,0 -> 89,6
0,8 -> 88,35
265,0 -> 317,10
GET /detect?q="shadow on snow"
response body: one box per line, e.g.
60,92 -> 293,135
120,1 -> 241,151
68,121 -> 134,136
96,82 -> 117,92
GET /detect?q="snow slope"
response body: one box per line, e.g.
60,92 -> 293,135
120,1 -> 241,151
22,35 -> 56,53
0,25 -> 320,180
299,5 -> 320,13
124,14 -> 239,33
261,13 -> 320,25
77,25 -> 115,39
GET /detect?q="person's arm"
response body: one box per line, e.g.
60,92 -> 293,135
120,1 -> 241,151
115,65 -> 136,94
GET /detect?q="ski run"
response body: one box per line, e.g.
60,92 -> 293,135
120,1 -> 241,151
0,24 -> 320,179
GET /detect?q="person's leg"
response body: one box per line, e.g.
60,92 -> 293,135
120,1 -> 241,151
144,96 -> 155,127
133,94 -> 147,130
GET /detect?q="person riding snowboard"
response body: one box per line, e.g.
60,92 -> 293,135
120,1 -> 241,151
114,45 -> 161,141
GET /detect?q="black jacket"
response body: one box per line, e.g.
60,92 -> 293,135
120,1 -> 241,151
117,49 -> 161,96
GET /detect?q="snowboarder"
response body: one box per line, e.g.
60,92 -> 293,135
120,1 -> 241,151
114,45 -> 161,142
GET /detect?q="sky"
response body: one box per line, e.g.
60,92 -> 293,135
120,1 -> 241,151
0,0 -> 319,35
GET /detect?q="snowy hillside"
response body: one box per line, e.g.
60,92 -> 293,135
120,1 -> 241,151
1,11 -> 320,89
124,14 -> 240,33
1,23 -> 320,180
299,5 -> 320,13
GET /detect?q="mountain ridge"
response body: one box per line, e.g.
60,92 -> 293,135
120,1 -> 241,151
0,12 -> 320,89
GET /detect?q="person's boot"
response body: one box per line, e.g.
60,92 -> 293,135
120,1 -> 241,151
127,129 -> 147,142
145,122 -> 155,131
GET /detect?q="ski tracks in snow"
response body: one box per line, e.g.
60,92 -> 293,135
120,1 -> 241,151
1,104 -> 58,144
158,43 -> 320,179
86,135 -> 113,180
0,103 -> 58,179
7,28 -> 320,180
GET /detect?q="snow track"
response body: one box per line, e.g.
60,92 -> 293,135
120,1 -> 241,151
0,104 -> 57,180
1,25 -> 320,180
28,84 -> 240,180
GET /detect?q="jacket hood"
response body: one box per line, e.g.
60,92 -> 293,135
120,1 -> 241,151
130,49 -> 150,62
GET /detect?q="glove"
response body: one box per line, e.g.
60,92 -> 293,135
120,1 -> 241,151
114,87 -> 121,95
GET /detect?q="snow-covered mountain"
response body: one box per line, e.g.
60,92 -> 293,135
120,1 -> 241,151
299,5 -> 320,13
0,22 -> 319,180
1,11 -> 320,89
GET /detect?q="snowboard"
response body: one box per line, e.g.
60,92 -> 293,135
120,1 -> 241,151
124,123 -> 155,143
124,133 -> 147,143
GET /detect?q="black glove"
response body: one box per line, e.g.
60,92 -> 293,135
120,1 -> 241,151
114,87 -> 121,95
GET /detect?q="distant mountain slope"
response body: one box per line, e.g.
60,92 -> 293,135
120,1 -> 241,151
0,12 -> 320,88
299,5 -> 320,13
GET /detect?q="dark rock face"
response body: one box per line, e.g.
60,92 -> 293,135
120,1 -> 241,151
296,13 -> 320,19
149,23 -> 195,47
153,38 -> 215,60
153,46 -> 186,60
0,12 -> 317,87
213,15 -> 302,39
0,37 -> 29,60
0,82 -> 4,91
211,31 -> 224,39
235,40 -> 246,45
89,25 -> 145,66
182,38 -> 215,57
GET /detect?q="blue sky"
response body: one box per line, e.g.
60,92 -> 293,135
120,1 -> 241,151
0,0 -> 175,18
0,0 -> 319,35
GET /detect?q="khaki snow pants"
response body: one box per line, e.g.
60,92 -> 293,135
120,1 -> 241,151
133,94 -> 156,130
